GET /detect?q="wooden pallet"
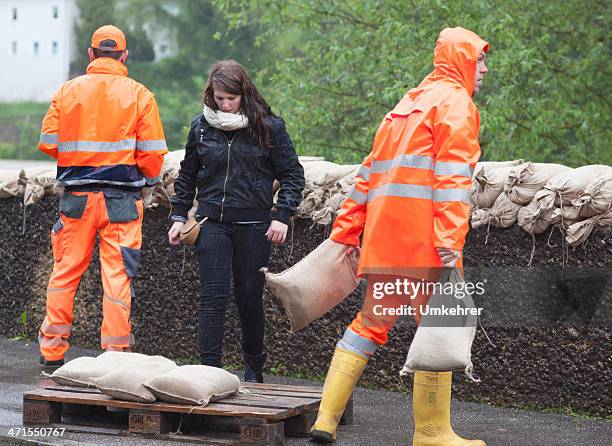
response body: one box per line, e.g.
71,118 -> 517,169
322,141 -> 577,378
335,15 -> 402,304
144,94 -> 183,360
23,383 -> 353,445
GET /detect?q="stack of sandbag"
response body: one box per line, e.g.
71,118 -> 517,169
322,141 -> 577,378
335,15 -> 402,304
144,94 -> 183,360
470,161 -> 529,209
21,167 -> 59,206
0,170 -> 23,198
51,352 -> 178,403
298,159 -> 359,225
563,169 -> 612,245
50,352 -> 240,405
517,165 -> 611,234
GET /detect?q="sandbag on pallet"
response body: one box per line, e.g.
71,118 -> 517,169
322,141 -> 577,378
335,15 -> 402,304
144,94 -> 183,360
144,365 -> 240,406
51,352 -> 160,387
94,357 -> 177,403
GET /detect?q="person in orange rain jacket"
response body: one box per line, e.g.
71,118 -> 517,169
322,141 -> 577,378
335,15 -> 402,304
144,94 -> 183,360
311,27 -> 489,445
37,25 -> 167,366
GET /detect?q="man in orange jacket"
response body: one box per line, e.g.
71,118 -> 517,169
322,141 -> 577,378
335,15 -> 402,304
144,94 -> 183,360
311,27 -> 489,445
37,25 -> 167,366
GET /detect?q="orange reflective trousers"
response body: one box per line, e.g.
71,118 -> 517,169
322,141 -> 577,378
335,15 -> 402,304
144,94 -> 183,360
39,190 -> 143,361
347,275 -> 435,347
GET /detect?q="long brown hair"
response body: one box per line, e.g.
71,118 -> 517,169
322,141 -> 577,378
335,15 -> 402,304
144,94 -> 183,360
203,60 -> 273,147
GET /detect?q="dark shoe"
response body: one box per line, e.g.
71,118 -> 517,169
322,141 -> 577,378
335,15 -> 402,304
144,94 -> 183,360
39,355 -> 64,367
243,352 -> 266,383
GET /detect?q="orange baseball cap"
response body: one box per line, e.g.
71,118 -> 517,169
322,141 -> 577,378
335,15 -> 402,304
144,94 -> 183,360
91,25 -> 126,51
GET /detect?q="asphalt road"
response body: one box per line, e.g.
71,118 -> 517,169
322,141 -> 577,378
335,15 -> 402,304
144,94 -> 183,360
0,337 -> 609,445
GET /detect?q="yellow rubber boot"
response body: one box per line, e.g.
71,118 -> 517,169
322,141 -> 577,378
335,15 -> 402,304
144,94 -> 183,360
412,371 -> 486,446
311,347 -> 368,442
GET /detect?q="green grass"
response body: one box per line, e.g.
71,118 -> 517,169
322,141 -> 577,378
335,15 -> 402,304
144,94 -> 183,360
0,101 -> 48,118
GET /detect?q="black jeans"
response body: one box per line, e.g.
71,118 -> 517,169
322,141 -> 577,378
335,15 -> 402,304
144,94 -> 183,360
195,220 -> 272,367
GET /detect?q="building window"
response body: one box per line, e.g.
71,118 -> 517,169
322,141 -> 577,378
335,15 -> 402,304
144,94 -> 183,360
52,41 -> 59,54
53,6 -> 59,18
11,41 -> 17,55
33,41 -> 39,56
12,7 -> 17,20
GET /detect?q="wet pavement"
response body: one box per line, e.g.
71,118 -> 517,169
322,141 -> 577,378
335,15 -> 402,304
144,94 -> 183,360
0,337 -> 610,445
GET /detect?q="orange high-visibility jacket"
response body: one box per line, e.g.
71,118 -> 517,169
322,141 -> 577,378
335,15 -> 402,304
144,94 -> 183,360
331,27 -> 489,274
39,57 -> 167,187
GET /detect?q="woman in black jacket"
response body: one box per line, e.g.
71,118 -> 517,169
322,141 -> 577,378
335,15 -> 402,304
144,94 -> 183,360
168,60 -> 304,382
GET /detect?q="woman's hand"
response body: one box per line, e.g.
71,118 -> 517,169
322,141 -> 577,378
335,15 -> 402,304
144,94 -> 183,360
266,220 -> 288,244
168,221 -> 185,246
437,248 -> 461,267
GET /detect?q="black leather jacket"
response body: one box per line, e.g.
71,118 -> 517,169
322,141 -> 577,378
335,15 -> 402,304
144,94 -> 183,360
170,114 -> 304,224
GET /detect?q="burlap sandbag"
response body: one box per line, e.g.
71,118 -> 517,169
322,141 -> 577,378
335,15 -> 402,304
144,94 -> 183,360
549,207 -> 580,227
51,352 -> 154,387
0,170 -> 22,198
504,162 -> 571,205
144,365 -> 240,406
517,199 -> 557,234
471,193 -> 522,229
400,268 -> 479,381
472,159 -> 524,178
536,165 -> 611,209
570,171 -> 612,218
94,357 -> 177,403
565,209 -> 612,246
470,163 -> 530,209
263,238 -> 360,332
302,160 -> 358,186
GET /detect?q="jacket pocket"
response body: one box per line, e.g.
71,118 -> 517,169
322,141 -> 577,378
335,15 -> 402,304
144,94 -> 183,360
50,218 -> 64,261
103,190 -> 141,223
59,192 -> 88,219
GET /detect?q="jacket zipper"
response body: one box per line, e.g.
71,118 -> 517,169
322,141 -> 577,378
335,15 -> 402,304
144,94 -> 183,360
220,133 -> 234,222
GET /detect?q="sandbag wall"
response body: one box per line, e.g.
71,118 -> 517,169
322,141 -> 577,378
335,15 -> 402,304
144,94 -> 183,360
0,195 -> 610,417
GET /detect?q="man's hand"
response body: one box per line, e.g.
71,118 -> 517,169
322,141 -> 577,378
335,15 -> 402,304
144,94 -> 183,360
266,220 -> 288,244
168,221 -> 184,246
437,248 -> 461,267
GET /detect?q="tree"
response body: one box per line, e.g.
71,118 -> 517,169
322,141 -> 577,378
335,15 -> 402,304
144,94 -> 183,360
215,0 -> 611,166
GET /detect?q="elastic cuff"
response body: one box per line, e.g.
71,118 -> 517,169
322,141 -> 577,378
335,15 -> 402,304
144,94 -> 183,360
171,215 -> 187,223
272,208 -> 291,225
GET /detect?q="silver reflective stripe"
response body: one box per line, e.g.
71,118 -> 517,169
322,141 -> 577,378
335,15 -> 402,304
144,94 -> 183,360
348,187 -> 368,205
38,334 -> 67,348
434,161 -> 474,177
371,154 -> 434,173
47,287 -> 67,293
356,165 -> 370,181
136,139 -> 167,151
433,188 -> 470,203
102,334 -> 134,346
144,175 -> 161,186
40,321 -> 71,336
58,139 -> 136,153
369,183 -> 432,201
104,294 -> 129,310
337,327 -> 378,357
58,178 -> 146,188
39,133 -> 58,144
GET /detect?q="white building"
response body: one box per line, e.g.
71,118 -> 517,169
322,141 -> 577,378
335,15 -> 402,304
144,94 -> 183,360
1,0 -> 76,102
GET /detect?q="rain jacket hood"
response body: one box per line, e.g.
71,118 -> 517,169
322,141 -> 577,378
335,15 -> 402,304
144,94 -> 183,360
330,27 -> 489,275
421,27 -> 489,97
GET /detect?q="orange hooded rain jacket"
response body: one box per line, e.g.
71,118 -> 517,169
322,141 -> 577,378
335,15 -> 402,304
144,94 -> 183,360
331,27 -> 489,275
